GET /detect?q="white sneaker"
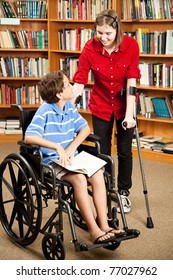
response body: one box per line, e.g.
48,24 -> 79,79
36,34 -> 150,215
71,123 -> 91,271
117,195 -> 131,213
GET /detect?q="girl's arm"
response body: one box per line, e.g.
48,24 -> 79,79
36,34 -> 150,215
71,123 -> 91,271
122,78 -> 136,130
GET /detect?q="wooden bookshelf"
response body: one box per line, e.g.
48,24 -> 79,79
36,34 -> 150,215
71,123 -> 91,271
114,1 -> 173,163
0,0 -> 48,140
1,0 -> 173,163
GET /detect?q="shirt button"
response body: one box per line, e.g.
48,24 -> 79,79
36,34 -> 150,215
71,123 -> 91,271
111,76 -> 113,78
110,67 -> 113,69
110,82 -> 113,85
112,104 -> 114,106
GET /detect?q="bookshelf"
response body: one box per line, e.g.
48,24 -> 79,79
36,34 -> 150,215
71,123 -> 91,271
115,0 -> 173,163
1,0 -> 173,163
0,0 -> 48,142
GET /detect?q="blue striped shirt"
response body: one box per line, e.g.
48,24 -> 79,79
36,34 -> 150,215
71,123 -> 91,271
25,102 -> 88,163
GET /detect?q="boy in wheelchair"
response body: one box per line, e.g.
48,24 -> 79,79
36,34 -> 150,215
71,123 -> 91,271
24,70 -> 124,244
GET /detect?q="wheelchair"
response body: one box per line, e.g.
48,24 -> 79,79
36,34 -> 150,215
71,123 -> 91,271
0,104 -> 140,260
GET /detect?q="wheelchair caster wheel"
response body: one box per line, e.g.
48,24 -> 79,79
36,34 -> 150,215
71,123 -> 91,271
104,241 -> 121,251
42,233 -> 65,260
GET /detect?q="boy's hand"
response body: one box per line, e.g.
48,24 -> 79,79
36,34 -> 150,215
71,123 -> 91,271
55,145 -> 72,167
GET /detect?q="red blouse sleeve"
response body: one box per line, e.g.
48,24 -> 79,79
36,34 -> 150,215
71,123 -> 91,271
73,45 -> 91,85
125,39 -> 141,80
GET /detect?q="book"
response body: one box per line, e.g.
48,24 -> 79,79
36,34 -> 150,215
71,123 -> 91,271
52,151 -> 107,177
162,143 -> 173,154
140,135 -> 163,143
151,144 -> 164,152
151,97 -> 171,118
155,137 -> 173,145
165,95 -> 173,118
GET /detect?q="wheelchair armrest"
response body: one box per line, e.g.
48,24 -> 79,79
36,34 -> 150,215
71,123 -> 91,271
85,133 -> 101,143
17,140 -> 40,151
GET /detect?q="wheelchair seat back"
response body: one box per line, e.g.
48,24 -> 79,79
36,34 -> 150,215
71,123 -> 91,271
11,105 -> 42,178
20,108 -> 37,140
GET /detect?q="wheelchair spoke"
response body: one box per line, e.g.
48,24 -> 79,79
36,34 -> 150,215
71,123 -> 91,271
0,174 -> 16,200
8,161 -> 17,189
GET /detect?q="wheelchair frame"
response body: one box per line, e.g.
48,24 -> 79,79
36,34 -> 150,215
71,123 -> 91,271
0,105 -> 140,260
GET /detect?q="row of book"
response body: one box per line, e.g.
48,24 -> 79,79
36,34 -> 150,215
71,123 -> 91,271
57,0 -> 112,20
135,29 -> 173,55
122,0 -> 173,20
0,56 -> 49,77
59,55 -> 173,88
78,91 -> 173,118
0,83 -> 44,105
58,28 -> 94,51
132,135 -> 173,154
138,92 -> 173,118
76,88 -> 91,110
0,29 -> 48,49
59,56 -> 93,81
0,1 -> 47,19
57,27 -> 173,54
1,83 -> 173,121
0,117 -> 22,134
139,62 -> 173,87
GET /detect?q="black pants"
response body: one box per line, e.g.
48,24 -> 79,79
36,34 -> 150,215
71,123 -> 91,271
92,114 -> 134,192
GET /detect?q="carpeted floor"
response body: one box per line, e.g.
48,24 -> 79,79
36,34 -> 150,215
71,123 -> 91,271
0,142 -> 173,260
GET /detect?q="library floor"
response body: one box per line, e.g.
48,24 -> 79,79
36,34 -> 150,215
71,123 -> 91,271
0,142 -> 173,260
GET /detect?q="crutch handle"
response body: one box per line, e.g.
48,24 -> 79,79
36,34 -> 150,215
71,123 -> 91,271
122,121 -> 127,127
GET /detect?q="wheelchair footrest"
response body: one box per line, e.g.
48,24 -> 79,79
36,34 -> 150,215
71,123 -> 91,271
75,229 -> 140,252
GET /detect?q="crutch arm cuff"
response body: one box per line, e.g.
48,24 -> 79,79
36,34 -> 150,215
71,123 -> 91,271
129,86 -> 137,96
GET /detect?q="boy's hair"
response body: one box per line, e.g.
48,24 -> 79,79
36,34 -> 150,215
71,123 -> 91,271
94,9 -> 123,47
38,70 -> 65,103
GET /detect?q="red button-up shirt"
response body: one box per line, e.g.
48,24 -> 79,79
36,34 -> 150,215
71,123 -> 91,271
73,35 -> 141,121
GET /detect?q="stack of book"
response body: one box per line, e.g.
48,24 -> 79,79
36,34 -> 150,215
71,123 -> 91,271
0,118 -> 5,134
162,144 -> 173,154
5,117 -> 22,134
139,135 -> 173,152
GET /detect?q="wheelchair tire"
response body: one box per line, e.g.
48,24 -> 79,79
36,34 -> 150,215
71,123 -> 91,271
42,233 -> 65,260
0,153 -> 42,246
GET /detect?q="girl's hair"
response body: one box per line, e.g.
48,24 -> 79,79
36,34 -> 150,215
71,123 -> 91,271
94,9 -> 123,47
38,70 -> 66,103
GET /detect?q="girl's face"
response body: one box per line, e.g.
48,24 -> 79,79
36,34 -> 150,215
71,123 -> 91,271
96,24 -> 117,48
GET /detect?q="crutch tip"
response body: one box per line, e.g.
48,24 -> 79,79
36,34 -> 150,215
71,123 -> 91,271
147,217 -> 154,228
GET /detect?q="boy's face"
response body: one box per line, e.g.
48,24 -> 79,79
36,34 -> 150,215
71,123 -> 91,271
60,75 -> 75,100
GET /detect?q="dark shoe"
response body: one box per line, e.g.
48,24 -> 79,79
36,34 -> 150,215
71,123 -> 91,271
118,189 -> 130,196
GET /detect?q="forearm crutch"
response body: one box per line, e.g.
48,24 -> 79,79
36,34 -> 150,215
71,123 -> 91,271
123,88 -> 154,228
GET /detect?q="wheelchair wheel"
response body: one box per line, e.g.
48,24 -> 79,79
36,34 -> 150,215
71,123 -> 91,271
0,153 -> 42,246
42,233 -> 65,260
104,241 -> 121,251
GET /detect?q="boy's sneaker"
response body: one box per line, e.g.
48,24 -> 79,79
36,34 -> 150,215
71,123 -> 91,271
117,195 -> 131,213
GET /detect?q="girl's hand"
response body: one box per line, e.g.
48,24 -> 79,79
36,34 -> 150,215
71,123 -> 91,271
122,118 -> 136,130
